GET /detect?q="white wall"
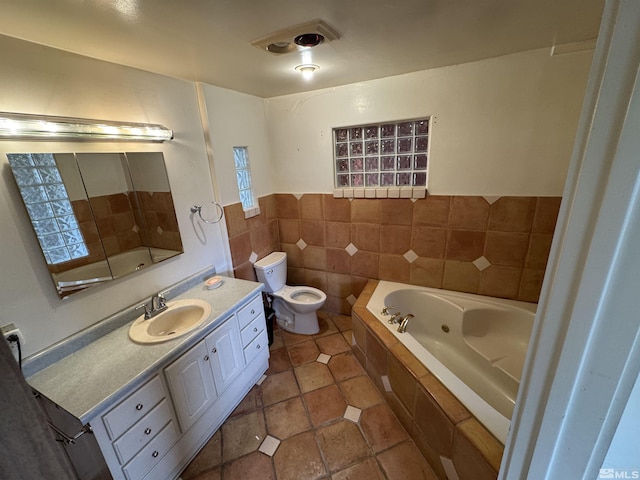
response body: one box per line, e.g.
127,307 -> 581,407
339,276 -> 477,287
198,84 -> 275,206
265,48 -> 593,196
0,35 -> 229,357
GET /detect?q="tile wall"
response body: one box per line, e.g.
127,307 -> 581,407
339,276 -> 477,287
225,193 -> 561,313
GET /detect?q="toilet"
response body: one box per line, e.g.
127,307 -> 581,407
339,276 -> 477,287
253,251 -> 326,335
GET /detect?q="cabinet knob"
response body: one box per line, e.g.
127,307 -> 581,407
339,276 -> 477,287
152,450 -> 159,458
144,428 -> 152,435
212,347 -> 217,354
204,355 -> 210,361
250,309 -> 255,315
253,327 -> 258,332
256,344 -> 261,350
135,403 -> 143,411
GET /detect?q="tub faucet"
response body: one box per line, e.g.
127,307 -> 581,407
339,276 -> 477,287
397,314 -> 414,333
381,306 -> 396,316
388,311 -> 403,325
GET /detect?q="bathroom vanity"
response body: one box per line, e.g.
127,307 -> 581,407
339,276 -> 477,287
26,274 -> 268,480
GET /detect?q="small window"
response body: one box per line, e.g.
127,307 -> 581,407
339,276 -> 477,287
333,118 -> 430,195
8,153 -> 88,265
233,147 -> 258,216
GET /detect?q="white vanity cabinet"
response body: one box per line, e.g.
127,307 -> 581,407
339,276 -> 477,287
88,292 -> 269,480
165,314 -> 244,432
91,375 -> 180,480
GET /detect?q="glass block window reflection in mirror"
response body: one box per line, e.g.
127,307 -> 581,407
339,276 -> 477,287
8,153 -> 88,265
233,147 -> 256,210
333,118 -> 430,190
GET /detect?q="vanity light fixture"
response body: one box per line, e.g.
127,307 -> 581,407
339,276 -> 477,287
0,112 -> 173,142
295,64 -> 319,80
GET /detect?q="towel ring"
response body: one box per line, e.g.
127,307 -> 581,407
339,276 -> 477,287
191,202 -> 224,224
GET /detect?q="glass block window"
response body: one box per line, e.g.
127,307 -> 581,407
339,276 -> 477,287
233,147 -> 256,210
333,118 -> 430,189
7,153 -> 88,265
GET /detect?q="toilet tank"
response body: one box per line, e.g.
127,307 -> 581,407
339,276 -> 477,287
253,252 -> 287,293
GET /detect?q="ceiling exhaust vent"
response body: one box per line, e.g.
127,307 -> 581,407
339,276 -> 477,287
251,19 -> 340,55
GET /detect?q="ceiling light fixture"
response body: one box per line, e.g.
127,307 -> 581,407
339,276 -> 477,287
0,112 -> 173,142
295,64 -> 319,80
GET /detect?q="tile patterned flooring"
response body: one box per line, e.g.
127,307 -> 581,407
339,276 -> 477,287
180,312 -> 437,480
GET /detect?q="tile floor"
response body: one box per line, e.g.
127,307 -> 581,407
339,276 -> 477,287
180,311 -> 438,480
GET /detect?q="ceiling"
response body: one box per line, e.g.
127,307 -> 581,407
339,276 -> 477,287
0,0 -> 605,98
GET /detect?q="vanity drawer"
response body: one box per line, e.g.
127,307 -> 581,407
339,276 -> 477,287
243,329 -> 268,365
122,421 -> 179,480
103,376 -> 165,440
237,295 -> 263,330
113,399 -> 172,465
240,314 -> 265,347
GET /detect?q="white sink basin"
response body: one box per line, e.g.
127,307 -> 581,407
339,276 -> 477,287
129,299 -> 212,344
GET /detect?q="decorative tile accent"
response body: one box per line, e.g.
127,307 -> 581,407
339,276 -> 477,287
296,239 -> 308,250
472,256 -> 492,271
376,188 -> 388,198
388,187 -> 400,198
132,225 -> 139,233
381,375 -> 393,392
293,194 -> 303,200
258,435 -> 281,457
403,250 -> 419,263
354,189 -> 365,198
400,187 -> 413,199
317,353 -> 331,364
333,189 -> 344,198
343,188 -> 354,198
249,251 -> 258,263
441,456 -> 460,480
256,374 -> 267,385
345,243 -> 358,256
347,294 -> 357,305
365,188 -> 376,198
412,188 -> 427,199
156,226 -> 163,235
482,196 -> 501,205
344,405 -> 362,423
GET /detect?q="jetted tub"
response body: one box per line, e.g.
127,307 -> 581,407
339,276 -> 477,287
366,280 -> 536,442
53,247 -> 179,293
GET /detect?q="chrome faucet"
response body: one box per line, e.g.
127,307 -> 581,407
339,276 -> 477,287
388,311 -> 403,325
397,314 -> 414,333
136,292 -> 168,320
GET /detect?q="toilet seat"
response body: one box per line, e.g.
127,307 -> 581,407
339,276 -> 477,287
272,285 -> 326,306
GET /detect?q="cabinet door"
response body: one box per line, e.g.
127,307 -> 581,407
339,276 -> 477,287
205,316 -> 244,395
164,341 -> 217,432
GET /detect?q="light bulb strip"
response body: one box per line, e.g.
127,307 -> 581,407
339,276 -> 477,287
0,112 -> 173,142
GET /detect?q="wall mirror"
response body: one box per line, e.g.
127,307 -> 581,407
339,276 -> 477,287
7,152 -> 183,298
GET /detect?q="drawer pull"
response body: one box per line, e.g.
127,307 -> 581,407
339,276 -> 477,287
135,403 -> 144,411
253,327 -> 258,332
250,309 -> 255,315
256,344 -> 261,349
212,347 -> 217,353
152,450 -> 159,458
204,355 -> 210,361
144,428 -> 152,435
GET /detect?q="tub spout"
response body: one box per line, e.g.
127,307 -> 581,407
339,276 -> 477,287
397,314 -> 414,333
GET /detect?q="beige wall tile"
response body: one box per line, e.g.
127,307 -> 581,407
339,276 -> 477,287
380,225 -> 412,254
351,251 -> 380,278
300,193 -> 324,219
414,385 -> 455,456
379,254 -> 411,282
449,196 -> 490,230
488,196 -> 536,232
351,199 -> 381,224
387,353 -> 417,413
275,193 -> 300,219
303,246 -> 327,271
532,196 -> 562,233
484,231 -> 530,267
281,243 -> 303,267
326,248 -> 352,274
443,260 -> 481,292
301,219 -> 326,246
410,258 -> 444,288
351,223 -> 380,252
412,226 -> 447,258
518,268 -> 545,302
323,194 -> 351,222
479,265 -> 522,298
325,221 -> 351,248
413,196 -> 451,226
380,198 -> 414,225
229,231 -> 251,267
525,233 -> 553,269
279,218 -> 300,243
224,202 -> 249,237
446,230 -> 486,261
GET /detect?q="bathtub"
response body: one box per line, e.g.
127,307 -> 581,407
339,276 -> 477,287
366,280 -> 536,442
53,247 -> 180,293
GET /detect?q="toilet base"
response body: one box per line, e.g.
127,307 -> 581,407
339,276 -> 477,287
272,298 -> 320,335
